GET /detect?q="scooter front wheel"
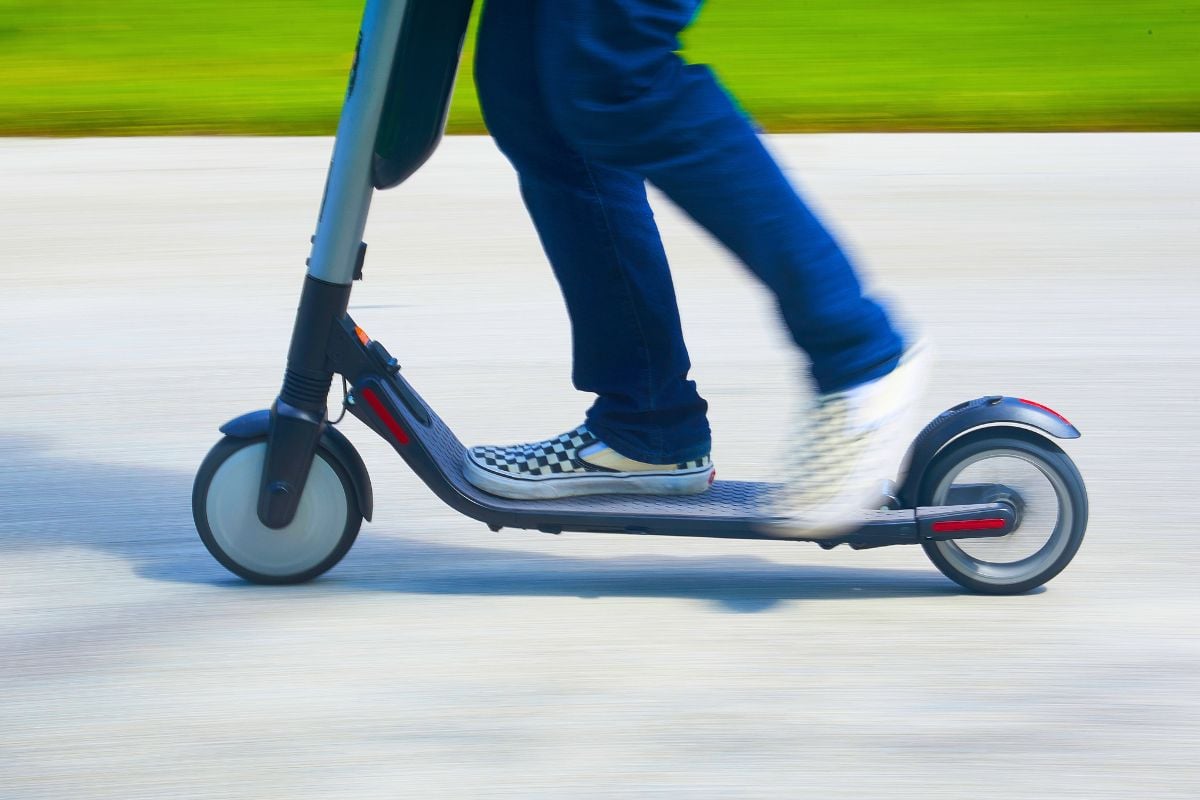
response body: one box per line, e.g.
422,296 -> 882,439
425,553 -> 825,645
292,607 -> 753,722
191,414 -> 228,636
918,431 -> 1087,595
192,437 -> 362,584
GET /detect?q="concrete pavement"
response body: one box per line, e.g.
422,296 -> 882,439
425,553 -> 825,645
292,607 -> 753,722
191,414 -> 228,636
1,134 -> 1198,798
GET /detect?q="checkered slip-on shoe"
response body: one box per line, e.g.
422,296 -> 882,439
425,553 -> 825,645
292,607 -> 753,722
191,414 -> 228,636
464,425 -> 714,500
766,340 -> 931,538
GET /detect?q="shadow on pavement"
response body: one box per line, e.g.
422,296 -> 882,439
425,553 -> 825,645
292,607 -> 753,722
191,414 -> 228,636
0,433 -> 966,611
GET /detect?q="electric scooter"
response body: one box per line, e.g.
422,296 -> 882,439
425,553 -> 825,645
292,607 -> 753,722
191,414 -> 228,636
191,0 -> 1088,595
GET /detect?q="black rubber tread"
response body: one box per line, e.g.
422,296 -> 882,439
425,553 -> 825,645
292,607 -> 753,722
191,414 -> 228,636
917,429 -> 1088,595
192,436 -> 362,585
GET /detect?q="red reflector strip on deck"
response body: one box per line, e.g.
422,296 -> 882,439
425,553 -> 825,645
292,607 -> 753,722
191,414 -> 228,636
930,518 -> 1007,533
360,387 -> 410,445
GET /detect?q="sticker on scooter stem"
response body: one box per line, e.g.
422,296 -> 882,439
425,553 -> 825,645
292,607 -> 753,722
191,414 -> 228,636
346,31 -> 363,100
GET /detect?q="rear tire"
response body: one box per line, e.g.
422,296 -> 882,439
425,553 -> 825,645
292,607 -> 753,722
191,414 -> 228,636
918,431 -> 1087,594
192,436 -> 362,584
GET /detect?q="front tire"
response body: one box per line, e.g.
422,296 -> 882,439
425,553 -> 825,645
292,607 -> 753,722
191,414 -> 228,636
193,437 -> 362,584
918,430 -> 1088,595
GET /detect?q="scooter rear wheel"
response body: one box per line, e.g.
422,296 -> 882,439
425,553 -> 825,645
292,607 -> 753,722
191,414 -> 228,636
192,437 -> 362,584
918,431 -> 1087,594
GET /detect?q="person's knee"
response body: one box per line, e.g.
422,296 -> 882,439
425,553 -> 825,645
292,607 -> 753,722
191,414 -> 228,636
543,79 -> 658,166
474,41 -> 522,152
542,49 -> 686,167
477,34 -> 583,180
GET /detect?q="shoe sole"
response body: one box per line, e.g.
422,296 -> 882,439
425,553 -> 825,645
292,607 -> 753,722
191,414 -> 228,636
463,458 -> 715,500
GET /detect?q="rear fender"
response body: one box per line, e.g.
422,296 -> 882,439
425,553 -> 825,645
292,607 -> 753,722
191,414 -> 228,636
898,396 -> 1079,507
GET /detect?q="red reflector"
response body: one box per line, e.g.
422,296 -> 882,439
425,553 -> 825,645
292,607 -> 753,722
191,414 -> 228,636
360,387 -> 410,445
931,518 -> 1007,533
1017,398 -> 1071,426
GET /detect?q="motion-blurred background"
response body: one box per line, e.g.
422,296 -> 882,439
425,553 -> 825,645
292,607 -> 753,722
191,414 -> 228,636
3,3 -> 1199,798
3,0 -> 1197,136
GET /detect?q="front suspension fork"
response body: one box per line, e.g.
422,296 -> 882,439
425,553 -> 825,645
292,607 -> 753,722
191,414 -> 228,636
258,277 -> 353,528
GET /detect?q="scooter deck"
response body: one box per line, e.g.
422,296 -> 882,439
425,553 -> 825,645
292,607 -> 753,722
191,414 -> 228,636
352,375 -> 1010,547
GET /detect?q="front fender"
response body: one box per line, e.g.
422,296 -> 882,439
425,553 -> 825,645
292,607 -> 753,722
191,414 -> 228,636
219,410 -> 374,521
898,396 -> 1079,507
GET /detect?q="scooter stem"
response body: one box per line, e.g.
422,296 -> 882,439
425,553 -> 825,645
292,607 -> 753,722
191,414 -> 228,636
258,0 -> 410,528
307,0 -> 410,286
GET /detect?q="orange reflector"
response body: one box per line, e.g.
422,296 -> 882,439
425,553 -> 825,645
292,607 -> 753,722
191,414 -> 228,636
354,326 -> 370,346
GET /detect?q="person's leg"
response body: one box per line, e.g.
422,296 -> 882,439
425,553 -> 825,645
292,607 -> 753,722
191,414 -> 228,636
475,0 -> 709,464
536,0 -> 929,530
536,0 -> 904,393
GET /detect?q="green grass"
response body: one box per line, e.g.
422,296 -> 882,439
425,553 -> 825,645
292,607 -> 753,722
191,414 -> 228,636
1,0 -> 1197,136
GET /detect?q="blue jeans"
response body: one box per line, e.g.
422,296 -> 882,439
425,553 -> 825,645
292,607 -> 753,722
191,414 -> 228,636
474,0 -> 904,464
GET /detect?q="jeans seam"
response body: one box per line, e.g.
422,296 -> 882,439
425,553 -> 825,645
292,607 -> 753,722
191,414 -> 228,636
576,155 -> 661,455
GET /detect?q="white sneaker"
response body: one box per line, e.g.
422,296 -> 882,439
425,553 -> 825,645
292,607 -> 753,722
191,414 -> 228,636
767,341 -> 931,537
464,425 -> 714,500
